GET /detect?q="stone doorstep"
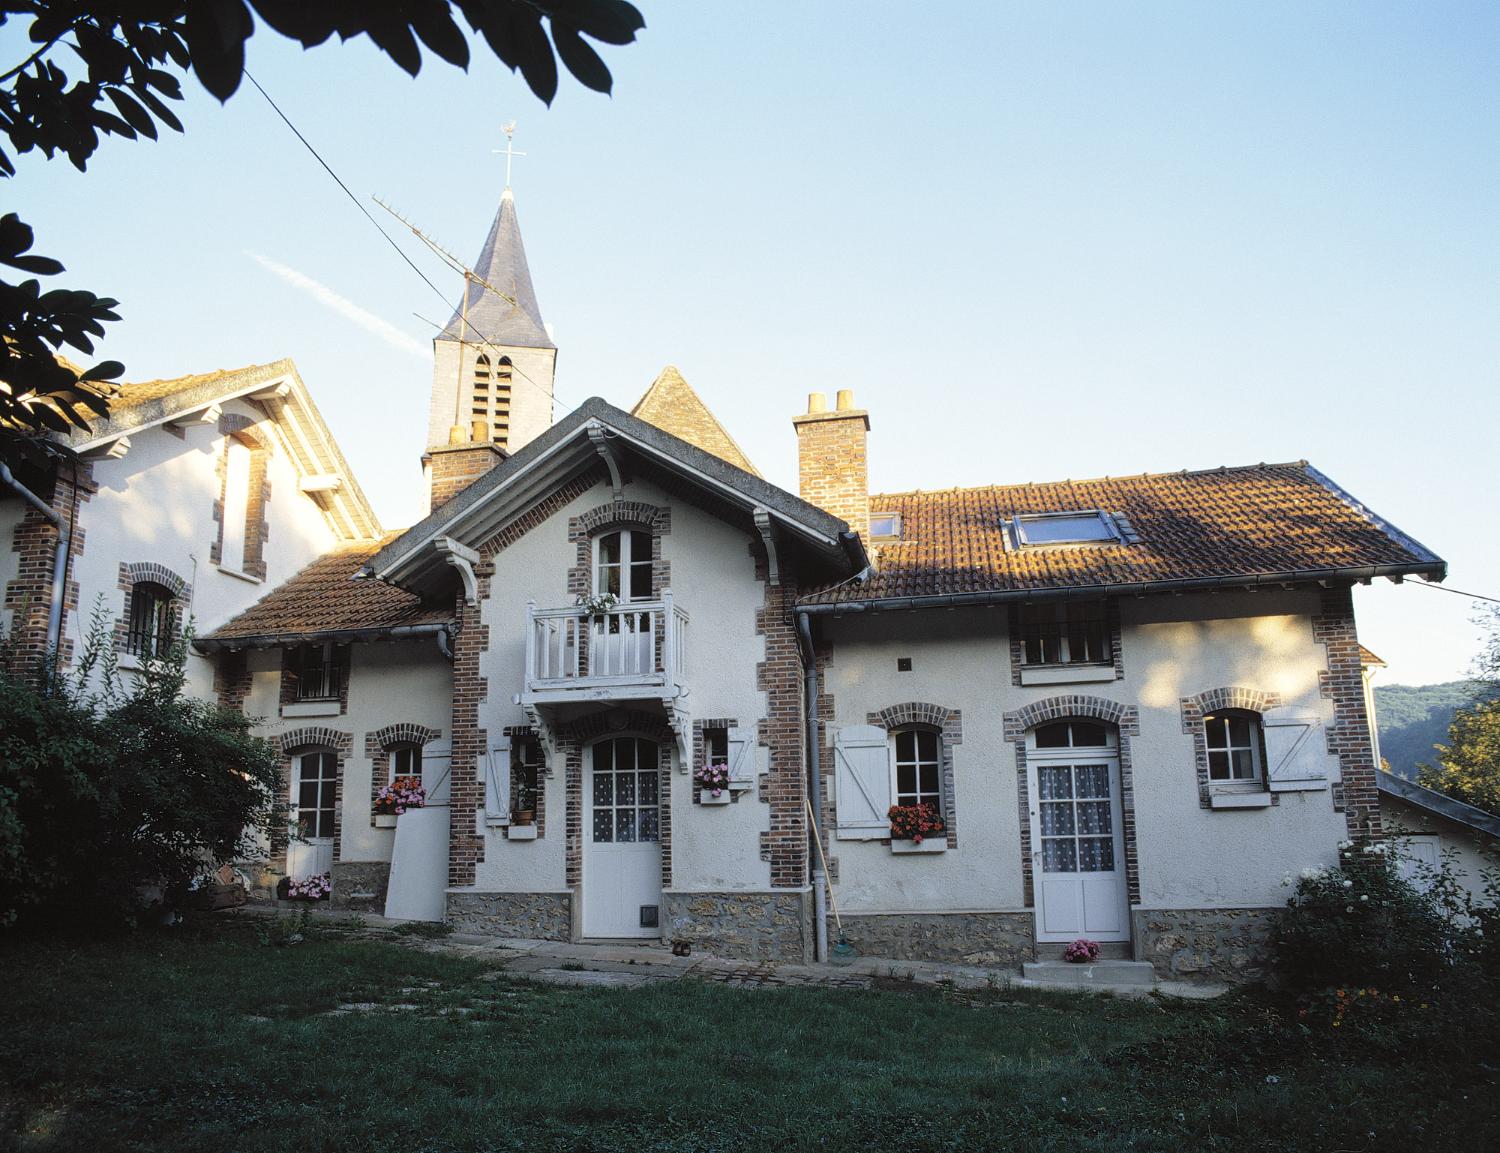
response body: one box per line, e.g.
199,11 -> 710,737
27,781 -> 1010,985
1021,960 -> 1156,987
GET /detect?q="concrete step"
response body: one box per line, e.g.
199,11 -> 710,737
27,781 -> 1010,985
1021,960 -> 1156,987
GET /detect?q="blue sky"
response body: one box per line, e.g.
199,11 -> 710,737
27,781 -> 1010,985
6,2 -> 1497,684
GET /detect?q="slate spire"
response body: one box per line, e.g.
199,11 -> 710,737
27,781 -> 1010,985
438,188 -> 554,349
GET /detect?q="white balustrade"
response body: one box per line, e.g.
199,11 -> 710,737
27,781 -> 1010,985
525,592 -> 687,693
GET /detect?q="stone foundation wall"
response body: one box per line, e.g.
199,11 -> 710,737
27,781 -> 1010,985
1133,907 -> 1277,983
331,861 -> 392,912
837,911 -> 1035,967
662,891 -> 810,962
447,891 -> 572,940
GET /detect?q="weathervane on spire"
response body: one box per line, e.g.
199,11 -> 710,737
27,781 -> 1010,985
493,121 -> 525,188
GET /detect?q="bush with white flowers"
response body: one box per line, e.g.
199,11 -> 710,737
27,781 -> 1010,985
1272,838 -> 1484,995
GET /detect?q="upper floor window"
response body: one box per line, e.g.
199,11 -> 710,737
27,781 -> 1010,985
221,437 -> 252,573
891,728 -> 942,809
1204,710 -> 1264,783
1011,511 -> 1121,548
1019,601 -> 1108,666
594,530 -> 653,602
288,642 -> 348,702
126,580 -> 176,659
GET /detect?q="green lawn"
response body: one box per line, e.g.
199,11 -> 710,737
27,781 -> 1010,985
0,917 -> 1494,1152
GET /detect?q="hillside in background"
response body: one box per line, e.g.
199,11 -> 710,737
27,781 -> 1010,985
1375,681 -> 1488,779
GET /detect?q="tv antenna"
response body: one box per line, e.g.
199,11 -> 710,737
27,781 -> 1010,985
373,196 -> 519,436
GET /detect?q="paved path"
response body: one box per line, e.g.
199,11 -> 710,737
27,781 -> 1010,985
228,905 -> 1226,999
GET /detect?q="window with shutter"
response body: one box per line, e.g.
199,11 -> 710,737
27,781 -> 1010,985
484,737 -> 513,825
1262,707 -> 1329,792
834,724 -> 892,839
726,726 -> 755,789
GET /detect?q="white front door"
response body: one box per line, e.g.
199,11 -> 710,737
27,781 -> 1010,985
1028,722 -> 1129,943
583,737 -> 663,938
288,751 -> 336,878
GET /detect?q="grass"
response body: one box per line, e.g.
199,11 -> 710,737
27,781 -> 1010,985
0,916 -> 1495,1152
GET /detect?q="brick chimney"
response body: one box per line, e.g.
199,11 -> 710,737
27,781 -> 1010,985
425,422 -> 507,513
792,389 -> 869,542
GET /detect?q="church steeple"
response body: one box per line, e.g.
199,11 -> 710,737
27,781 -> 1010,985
425,125 -> 557,466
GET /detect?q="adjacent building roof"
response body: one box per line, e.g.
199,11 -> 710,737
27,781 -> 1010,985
438,189 -> 553,349
630,366 -> 761,476
1360,645 -> 1387,668
197,534 -> 453,650
805,461 -> 1445,608
68,358 -> 381,541
1379,773 -> 1500,840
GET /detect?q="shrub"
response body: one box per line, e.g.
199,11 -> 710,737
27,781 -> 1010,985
0,605 -> 281,929
1270,840 -> 1482,995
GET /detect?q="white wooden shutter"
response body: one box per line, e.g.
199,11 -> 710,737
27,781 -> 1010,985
484,736 -> 512,825
1262,708 -> 1329,792
834,724 -> 892,839
727,726 -> 755,789
423,738 -> 452,806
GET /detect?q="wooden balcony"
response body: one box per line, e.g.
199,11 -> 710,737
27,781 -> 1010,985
521,593 -> 689,706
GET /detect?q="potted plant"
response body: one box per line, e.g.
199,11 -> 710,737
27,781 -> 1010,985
888,803 -> 947,853
694,761 -> 732,805
373,775 -> 425,827
575,592 -> 619,619
512,777 -> 537,825
1062,938 -> 1101,963
283,872 -> 331,902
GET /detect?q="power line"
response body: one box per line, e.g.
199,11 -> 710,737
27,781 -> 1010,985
1408,580 -> 1500,607
244,70 -> 574,416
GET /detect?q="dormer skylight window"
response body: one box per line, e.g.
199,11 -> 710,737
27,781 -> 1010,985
1011,511 -> 1121,548
869,513 -> 902,542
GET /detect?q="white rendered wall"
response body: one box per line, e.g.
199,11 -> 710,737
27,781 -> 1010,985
62,398 -> 339,700
239,639 -> 450,865
824,589 -> 1351,916
1379,794 -> 1498,907
468,475 -> 772,894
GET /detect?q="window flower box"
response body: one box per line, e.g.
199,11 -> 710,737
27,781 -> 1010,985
374,813 -> 397,828
373,775 -> 425,820
694,761 -> 731,805
888,803 -> 946,853
508,823 -> 539,840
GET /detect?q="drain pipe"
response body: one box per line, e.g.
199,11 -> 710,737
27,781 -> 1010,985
795,609 -> 829,963
0,462 -> 68,657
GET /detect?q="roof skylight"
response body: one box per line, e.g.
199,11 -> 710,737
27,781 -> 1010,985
1012,511 -> 1120,547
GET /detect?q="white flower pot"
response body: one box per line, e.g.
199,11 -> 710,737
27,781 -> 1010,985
374,814 -> 397,828
891,837 -> 946,854
699,789 -> 731,806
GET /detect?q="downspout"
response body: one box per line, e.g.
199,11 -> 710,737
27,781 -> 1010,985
796,608 -> 828,963
0,461 -> 69,660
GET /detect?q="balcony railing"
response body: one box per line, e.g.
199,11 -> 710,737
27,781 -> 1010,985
524,592 -> 688,695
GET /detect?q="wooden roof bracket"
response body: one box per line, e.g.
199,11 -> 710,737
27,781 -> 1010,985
587,424 -> 625,501
435,535 -> 481,606
754,507 -> 781,585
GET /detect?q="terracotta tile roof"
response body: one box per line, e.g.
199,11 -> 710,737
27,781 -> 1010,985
202,534 -> 453,645
1359,645 -> 1386,667
630,366 -> 761,477
810,462 -> 1442,604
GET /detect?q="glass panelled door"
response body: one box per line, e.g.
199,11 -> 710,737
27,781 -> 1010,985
1028,722 -> 1129,943
590,531 -> 654,675
288,751 -> 336,879
582,737 -> 662,938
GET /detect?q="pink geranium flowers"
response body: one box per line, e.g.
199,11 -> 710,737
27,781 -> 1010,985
1062,938 -> 1101,963
373,775 -> 426,816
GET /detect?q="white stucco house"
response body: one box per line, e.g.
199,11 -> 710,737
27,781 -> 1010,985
4,181 -> 1493,981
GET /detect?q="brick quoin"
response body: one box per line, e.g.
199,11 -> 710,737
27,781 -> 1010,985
1313,584 -> 1383,840
447,572 -> 491,887
5,460 -> 95,673
755,546 -> 809,889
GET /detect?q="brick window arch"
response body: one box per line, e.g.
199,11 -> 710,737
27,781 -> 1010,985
1180,687 -> 1285,807
276,727 -> 352,864
1003,696 -> 1140,909
866,702 -> 963,849
116,562 -> 191,659
365,724 -> 442,826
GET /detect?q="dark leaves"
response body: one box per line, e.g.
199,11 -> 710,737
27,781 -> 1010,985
551,20 -> 612,95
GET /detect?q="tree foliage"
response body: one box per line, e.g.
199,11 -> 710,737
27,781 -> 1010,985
0,0 -> 643,460
0,605 -> 281,929
1418,697 -> 1500,817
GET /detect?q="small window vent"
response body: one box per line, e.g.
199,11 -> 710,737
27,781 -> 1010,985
897,657 -> 913,672
639,905 -> 660,929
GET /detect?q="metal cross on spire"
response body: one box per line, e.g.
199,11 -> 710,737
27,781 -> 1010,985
492,120 -> 526,188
